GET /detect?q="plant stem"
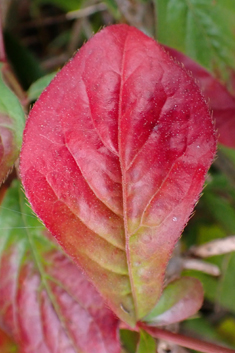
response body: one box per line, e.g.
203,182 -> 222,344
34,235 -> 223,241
139,324 -> 235,353
1,64 -> 29,108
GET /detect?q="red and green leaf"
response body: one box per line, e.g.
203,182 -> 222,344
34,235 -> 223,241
143,277 -> 204,326
0,181 -> 121,353
20,24 -> 216,325
165,45 -> 235,150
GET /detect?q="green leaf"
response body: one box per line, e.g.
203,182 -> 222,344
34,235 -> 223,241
220,145 -> 235,166
33,0 -> 85,12
27,72 -> 57,101
183,255 -> 235,315
0,64 -> 25,184
182,317 -> 230,347
203,191 -> 235,234
143,277 -> 203,326
217,317 -> 235,346
182,220 -> 235,314
136,330 -> 156,353
154,0 -> 235,78
120,329 -> 139,353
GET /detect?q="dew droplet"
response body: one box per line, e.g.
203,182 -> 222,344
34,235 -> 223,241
173,217 -> 178,222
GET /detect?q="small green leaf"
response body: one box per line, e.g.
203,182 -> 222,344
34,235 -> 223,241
120,329 -> 139,353
136,330 -> 156,353
0,63 -> 25,184
27,72 -> 57,101
143,277 -> 203,326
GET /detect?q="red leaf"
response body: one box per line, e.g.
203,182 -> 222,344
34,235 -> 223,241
0,182 -> 121,353
20,24 -> 216,325
165,45 -> 235,149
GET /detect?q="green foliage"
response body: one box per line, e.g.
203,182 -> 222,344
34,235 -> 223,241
0,64 -> 25,183
0,65 -> 25,148
0,180 -> 54,261
136,330 -> 156,353
217,318 -> 235,346
27,72 -> 57,101
33,0 -> 85,12
182,317 -> 232,348
120,330 -> 139,353
154,0 -> 235,79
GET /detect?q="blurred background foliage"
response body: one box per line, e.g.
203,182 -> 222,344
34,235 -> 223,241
1,0 -> 235,352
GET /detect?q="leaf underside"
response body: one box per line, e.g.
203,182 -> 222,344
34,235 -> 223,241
20,24 -> 216,325
0,181 -> 120,353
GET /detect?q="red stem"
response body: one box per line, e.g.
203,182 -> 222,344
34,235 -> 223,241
0,9 -> 6,63
139,324 -> 235,353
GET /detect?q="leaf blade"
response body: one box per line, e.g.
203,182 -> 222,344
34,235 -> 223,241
20,24 -> 216,324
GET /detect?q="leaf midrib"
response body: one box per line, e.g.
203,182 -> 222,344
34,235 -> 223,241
117,28 -> 138,321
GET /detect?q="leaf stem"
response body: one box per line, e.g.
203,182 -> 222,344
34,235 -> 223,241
139,324 -> 235,353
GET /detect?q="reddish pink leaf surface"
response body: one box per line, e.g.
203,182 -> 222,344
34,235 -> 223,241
165,46 -> 235,149
0,251 -> 120,353
20,24 -> 216,325
0,182 -> 120,353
